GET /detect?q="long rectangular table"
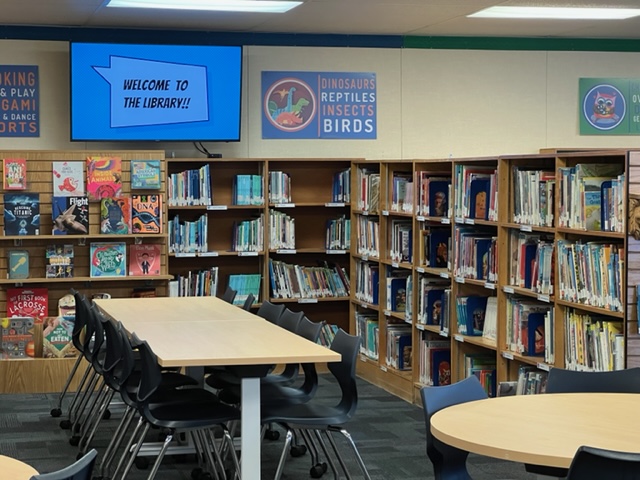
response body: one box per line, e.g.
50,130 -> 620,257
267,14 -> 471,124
94,296 -> 341,480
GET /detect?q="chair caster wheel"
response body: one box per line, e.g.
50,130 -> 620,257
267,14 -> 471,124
50,407 -> 62,417
69,436 -> 80,446
265,429 -> 280,440
102,409 -> 111,420
135,456 -> 149,470
310,462 -> 327,478
60,419 -> 72,429
290,444 -> 307,457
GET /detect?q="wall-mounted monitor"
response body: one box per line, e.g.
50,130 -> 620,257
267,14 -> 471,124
69,42 -> 242,142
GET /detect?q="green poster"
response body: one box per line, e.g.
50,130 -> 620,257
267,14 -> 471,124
579,78 -> 640,135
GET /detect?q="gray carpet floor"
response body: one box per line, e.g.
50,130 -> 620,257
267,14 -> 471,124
0,375 -> 536,479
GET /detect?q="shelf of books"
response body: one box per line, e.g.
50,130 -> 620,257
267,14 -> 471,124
166,158 -> 357,330
0,149 -> 168,393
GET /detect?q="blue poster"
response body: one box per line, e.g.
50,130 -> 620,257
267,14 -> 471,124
0,65 -> 39,137
262,71 -> 376,139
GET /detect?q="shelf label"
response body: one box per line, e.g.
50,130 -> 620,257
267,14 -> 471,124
361,255 -> 369,262
439,271 -> 450,279
277,249 -> 296,254
298,298 -> 318,304
416,267 -> 425,273
360,354 -> 366,362
454,334 -> 464,343
484,282 -> 496,290
391,262 -> 399,268
325,202 -> 345,207
464,218 -> 475,225
455,217 -> 464,224
537,294 -> 551,303
503,286 -> 515,294
439,330 -> 449,337
275,203 -> 295,208
416,215 -> 426,222
416,323 -> 425,330
326,249 -> 346,255
380,365 -> 388,372
382,210 -> 389,216
238,251 -> 259,257
199,251 -> 219,257
520,224 -> 533,232
537,362 -> 550,372
206,205 -> 228,211
383,309 -> 391,316
362,210 -> 370,216
441,217 -> 451,224
455,276 -> 465,284
502,351 -> 514,360
175,252 -> 197,258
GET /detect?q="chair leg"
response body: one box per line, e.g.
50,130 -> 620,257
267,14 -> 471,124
194,430 -> 221,480
62,364 -> 93,427
329,426 -> 372,480
313,430 -> 340,479
79,388 -> 114,453
98,406 -> 136,478
273,428 -> 293,480
145,430 -> 174,480
221,427 -> 241,480
52,353 -> 83,416
300,429 -> 326,477
114,418 -> 149,480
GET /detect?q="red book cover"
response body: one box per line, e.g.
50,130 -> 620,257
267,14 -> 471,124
3,158 -> 27,190
87,156 -> 122,200
129,244 -> 161,276
6,287 -> 48,319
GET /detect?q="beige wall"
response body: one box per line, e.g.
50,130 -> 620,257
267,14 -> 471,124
2,39 -> 640,159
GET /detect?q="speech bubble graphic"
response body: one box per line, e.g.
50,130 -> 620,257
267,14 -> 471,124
93,56 -> 209,128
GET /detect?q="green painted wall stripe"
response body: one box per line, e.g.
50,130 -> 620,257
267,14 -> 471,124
404,36 -> 640,52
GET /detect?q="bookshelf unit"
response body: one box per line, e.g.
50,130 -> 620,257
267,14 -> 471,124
350,151 -> 637,405
166,158 -> 358,331
0,149 -> 169,393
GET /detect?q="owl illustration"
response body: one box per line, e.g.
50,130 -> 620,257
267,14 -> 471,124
592,91 -> 618,120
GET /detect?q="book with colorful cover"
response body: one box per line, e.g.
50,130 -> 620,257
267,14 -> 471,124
6,287 -> 48,319
90,242 -> 127,278
4,193 -> 40,235
42,293 -> 77,359
45,244 -> 74,279
131,160 -> 161,190
52,195 -> 89,235
0,316 -> 36,358
431,348 -> 452,386
100,197 -> 131,234
131,194 -> 162,234
52,161 -> 85,196
129,244 -> 161,276
86,156 -> 122,200
8,250 -> 29,279
3,158 -> 27,190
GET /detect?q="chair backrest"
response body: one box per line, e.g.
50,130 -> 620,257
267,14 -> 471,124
296,316 -> 323,343
242,293 -> 255,311
71,291 -> 89,352
84,305 -> 105,367
222,286 -> 237,304
546,367 -> 640,394
101,311 -> 122,373
420,375 -> 488,455
567,445 -> 640,479
256,301 -> 285,323
131,332 -> 163,403
327,329 -> 361,418
278,308 -> 304,332
30,448 -> 97,480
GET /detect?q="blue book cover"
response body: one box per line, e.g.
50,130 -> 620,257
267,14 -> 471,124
397,333 -> 413,370
429,229 -> 451,268
428,180 -> 451,217
8,250 -> 29,279
431,348 -> 451,386
426,288 -> 446,325
465,296 -> 488,336
523,312 -> 546,356
474,238 -> 493,280
389,277 -> 408,312
600,180 -> 612,231
469,178 -> 490,220
4,193 -> 40,236
131,160 -> 161,190
90,242 -> 127,278
523,243 -> 538,289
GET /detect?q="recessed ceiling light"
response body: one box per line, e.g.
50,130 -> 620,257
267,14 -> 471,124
106,0 -> 303,13
468,6 -> 640,20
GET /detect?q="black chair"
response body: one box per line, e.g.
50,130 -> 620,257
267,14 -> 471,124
525,367 -> 640,477
256,300 -> 285,323
261,329 -> 372,480
29,448 -> 97,480
222,286 -> 238,304
420,375 -> 488,480
566,445 -> 640,480
242,292 -> 255,311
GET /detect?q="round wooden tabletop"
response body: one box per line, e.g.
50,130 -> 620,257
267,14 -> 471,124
0,455 -> 38,479
430,393 -> 640,468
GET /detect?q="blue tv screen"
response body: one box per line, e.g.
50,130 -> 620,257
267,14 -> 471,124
70,42 -> 242,142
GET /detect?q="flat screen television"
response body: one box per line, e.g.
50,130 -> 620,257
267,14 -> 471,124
69,42 -> 242,142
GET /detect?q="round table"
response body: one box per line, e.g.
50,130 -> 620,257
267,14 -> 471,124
0,455 -> 38,479
430,393 -> 640,468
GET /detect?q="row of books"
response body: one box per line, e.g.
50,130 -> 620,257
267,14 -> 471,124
168,214 -> 208,253
416,173 -> 451,217
497,366 -> 549,396
385,269 -> 410,313
268,259 -> 349,299
268,171 -> 292,204
389,172 -> 413,213
169,267 -> 219,298
557,240 -> 623,312
456,295 -> 492,336
227,273 -> 261,307
454,164 -> 498,221
325,215 -> 351,250
354,261 -> 379,305
558,163 -> 625,232
464,353 -> 497,397
233,174 -> 264,206
356,167 -> 380,213
269,209 -> 295,250
508,231 -> 554,295
332,169 -> 351,203
354,311 -> 379,360
386,324 -> 412,370
452,228 -> 497,282
417,334 -> 451,386
388,219 -> 412,263
356,216 -> 379,257
504,297 -> 551,357
168,164 -> 212,206
318,322 -> 340,347
232,215 -> 264,252
512,167 -> 555,227
415,280 -> 448,327
564,309 -> 624,372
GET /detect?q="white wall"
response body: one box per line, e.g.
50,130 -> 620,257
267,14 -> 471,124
2,39 -> 640,159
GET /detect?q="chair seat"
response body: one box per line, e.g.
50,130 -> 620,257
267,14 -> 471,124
262,402 -> 350,427
143,392 -> 240,430
219,381 -> 312,406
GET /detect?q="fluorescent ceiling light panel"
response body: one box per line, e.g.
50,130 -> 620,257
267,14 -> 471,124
468,6 -> 640,20
106,0 -> 302,13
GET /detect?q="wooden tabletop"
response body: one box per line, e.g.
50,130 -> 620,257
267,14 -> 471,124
0,455 -> 38,479
95,297 -> 341,367
430,393 -> 640,468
